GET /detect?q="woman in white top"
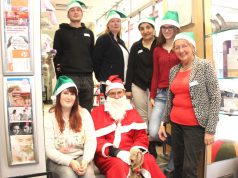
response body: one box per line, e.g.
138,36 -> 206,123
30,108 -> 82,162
44,75 -> 96,178
93,10 -> 129,96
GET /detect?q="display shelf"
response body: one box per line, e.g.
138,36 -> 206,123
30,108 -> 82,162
209,29 -> 238,78
205,28 -> 238,38
204,2 -> 238,177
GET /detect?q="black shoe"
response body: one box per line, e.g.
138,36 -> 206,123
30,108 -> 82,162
148,141 -> 157,158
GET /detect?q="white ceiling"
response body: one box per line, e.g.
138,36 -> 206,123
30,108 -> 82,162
52,0 -> 122,24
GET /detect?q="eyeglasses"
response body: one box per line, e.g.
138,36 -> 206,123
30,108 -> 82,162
161,26 -> 175,31
108,90 -> 124,98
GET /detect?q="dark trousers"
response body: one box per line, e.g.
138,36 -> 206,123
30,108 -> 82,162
171,122 -> 205,178
67,75 -> 94,112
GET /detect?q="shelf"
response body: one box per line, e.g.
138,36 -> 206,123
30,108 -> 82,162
206,28 -> 238,38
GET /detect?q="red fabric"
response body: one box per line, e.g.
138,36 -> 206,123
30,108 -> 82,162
94,153 -> 166,178
211,140 -> 224,163
150,46 -> 180,98
91,105 -> 148,157
107,75 -> 123,84
170,70 -> 199,126
91,105 -> 165,178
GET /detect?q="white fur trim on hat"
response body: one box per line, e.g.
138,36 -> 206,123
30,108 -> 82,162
138,18 -> 155,29
174,33 -> 196,51
160,19 -> 180,28
106,82 -> 125,95
54,83 -> 77,97
67,2 -> 82,11
106,13 -> 121,24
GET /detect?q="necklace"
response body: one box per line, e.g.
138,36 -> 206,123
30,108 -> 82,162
181,62 -> 193,71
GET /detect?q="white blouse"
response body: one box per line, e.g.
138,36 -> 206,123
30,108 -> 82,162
44,107 -> 96,166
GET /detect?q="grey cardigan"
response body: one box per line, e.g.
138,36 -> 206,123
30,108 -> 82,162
162,56 -> 221,134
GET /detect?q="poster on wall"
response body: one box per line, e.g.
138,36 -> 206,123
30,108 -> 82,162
4,77 -> 37,165
2,0 -> 33,75
219,78 -> 238,115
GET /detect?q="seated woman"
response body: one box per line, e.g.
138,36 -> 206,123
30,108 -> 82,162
44,76 -> 97,178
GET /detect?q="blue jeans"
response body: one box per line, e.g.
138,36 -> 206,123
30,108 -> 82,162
149,88 -> 168,141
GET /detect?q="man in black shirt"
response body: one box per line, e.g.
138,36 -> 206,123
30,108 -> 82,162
53,0 -> 94,111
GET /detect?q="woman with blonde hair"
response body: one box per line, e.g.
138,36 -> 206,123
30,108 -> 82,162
93,10 -> 129,95
159,32 -> 221,178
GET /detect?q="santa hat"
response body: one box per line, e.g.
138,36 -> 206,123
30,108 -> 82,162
51,76 -> 78,100
106,10 -> 127,25
105,75 -> 125,95
161,11 -> 180,28
66,0 -> 87,12
138,17 -> 156,29
174,32 -> 196,51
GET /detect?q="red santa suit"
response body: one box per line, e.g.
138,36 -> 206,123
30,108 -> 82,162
91,104 -> 165,178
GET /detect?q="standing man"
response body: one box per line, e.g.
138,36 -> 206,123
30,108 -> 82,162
53,0 -> 94,111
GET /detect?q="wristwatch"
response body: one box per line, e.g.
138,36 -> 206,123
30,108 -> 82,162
160,121 -> 166,126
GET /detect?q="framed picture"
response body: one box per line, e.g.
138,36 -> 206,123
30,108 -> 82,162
3,76 -> 37,165
1,0 -> 33,75
219,78 -> 238,116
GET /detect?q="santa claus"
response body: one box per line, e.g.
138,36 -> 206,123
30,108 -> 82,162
91,75 -> 165,178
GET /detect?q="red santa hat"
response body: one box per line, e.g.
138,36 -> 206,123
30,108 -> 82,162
105,75 -> 125,95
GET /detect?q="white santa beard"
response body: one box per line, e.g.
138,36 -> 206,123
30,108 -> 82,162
106,95 -> 130,121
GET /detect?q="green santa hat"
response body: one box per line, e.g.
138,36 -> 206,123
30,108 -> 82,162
174,32 -> 196,51
106,10 -> 127,24
67,0 -> 87,12
138,17 -> 156,29
161,11 -> 180,28
52,76 -> 78,99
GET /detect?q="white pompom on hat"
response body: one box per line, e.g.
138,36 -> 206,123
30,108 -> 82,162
51,76 -> 78,100
66,0 -> 87,12
105,75 -> 125,95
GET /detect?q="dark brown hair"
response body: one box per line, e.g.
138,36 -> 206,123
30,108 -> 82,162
49,87 -> 82,133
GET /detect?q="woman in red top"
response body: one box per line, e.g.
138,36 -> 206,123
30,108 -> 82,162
149,11 -> 180,162
159,32 -> 221,178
